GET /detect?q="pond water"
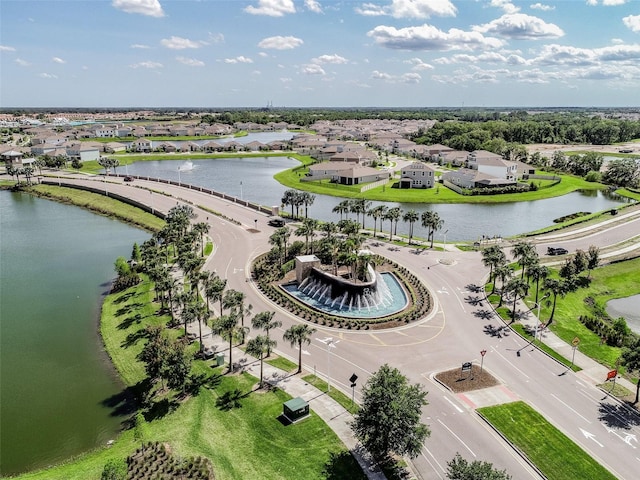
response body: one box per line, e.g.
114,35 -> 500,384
606,295 -> 640,335
0,191 -> 149,476
125,157 -> 630,241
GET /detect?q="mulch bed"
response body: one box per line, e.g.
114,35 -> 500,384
434,365 -> 500,394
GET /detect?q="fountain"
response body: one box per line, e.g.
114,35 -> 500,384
178,160 -> 194,171
281,255 -> 408,319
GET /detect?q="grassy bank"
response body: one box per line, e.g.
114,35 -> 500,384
478,401 -> 616,480
24,184 -> 165,232
18,270 -> 363,480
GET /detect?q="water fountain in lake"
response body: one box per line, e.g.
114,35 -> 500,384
178,160 -> 195,171
282,255 -> 408,318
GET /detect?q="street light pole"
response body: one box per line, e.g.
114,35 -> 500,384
534,294 -> 550,343
317,338 -> 339,393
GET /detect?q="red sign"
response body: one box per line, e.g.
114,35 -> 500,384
606,369 -> 617,381
480,350 -> 487,357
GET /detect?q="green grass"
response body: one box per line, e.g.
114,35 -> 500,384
275,164 -> 607,204
478,401 -> 616,480
18,275 -> 364,480
541,257 -> 640,370
302,375 -> 360,414
204,241 -> 213,256
265,356 -> 298,372
26,184 -> 165,232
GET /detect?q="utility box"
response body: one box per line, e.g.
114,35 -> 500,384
283,397 -> 310,423
215,354 -> 225,367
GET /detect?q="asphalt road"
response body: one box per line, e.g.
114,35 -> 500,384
50,175 -> 640,480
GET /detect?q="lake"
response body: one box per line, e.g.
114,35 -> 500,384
124,157 -> 630,241
0,190 -> 149,476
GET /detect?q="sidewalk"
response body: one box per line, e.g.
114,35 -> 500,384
188,323 -> 387,480
515,303 -> 637,395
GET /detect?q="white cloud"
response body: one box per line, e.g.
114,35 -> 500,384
312,54 -> 348,64
224,56 -> 254,64
586,0 -> 627,4
176,56 -> 205,67
367,24 -> 505,51
356,0 -> 456,19
623,15 -> 640,32
301,64 -> 325,75
258,35 -> 304,50
129,61 -> 163,69
404,57 -> 434,70
474,13 -> 564,39
0,45 -> 16,52
15,58 -> 31,67
371,70 -> 422,83
490,0 -> 520,14
245,0 -> 295,17
38,73 -> 58,79
432,66 -> 501,84
161,36 -> 206,50
112,0 -> 164,18
305,0 -> 322,13
280,77 -> 293,83
52,57 -> 66,64
530,3 -> 554,11
131,44 -> 151,49
434,51 -> 527,65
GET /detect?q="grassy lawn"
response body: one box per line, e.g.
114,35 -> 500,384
541,257 -> 640,370
302,375 -> 360,414
265,356 -> 298,373
18,274 -> 364,480
26,184 -> 165,232
478,401 -> 616,480
276,164 -> 608,204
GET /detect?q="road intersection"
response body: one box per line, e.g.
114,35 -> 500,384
48,174 -> 640,479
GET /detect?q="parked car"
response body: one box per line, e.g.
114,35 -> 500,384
123,176 -> 134,182
547,247 -> 568,256
200,345 -> 216,360
268,218 -> 285,227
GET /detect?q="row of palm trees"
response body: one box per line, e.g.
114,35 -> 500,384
139,205 -> 318,388
331,199 -> 445,247
481,241 -> 599,326
281,189 -> 315,219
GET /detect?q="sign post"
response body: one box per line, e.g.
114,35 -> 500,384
349,374 -> 358,408
461,361 -> 473,380
570,337 -> 580,370
480,350 -> 487,375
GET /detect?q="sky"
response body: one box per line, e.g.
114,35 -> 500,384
1,0 -> 640,108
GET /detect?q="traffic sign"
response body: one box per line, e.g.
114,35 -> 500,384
461,362 -> 472,373
480,349 -> 487,357
349,373 -> 358,384
606,369 -> 617,381
572,337 -> 580,347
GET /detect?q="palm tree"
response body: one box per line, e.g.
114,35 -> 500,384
320,221 -> 338,242
295,218 -> 318,255
505,278 -> 529,323
384,207 -> 402,241
511,241 -> 536,279
251,311 -> 281,357
542,278 -> 571,326
205,273 -> 227,315
245,335 -> 277,389
211,313 -> 242,373
481,245 -> 506,291
192,221 -> 210,256
332,200 -> 351,221
421,211 -> 444,249
528,264 -> 549,304
403,210 -> 419,245
281,189 -> 297,218
283,324 -> 317,373
300,192 -> 316,218
369,205 -> 388,239
494,264 -> 514,307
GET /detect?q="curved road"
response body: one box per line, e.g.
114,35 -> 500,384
49,175 -> 640,480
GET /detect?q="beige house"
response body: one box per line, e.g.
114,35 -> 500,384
399,162 -> 436,188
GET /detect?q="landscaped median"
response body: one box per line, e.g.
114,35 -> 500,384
478,401 -> 617,480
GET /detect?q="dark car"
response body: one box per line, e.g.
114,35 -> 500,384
268,218 -> 285,227
123,176 -> 134,182
547,247 -> 568,256
200,345 -> 216,360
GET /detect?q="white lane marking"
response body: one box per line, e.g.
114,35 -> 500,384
421,447 -> 445,478
606,427 -> 637,449
444,395 -> 464,413
580,428 -> 604,447
551,393 -> 591,423
438,418 -> 476,457
224,257 -> 233,278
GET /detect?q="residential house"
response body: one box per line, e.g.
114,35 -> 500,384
103,142 -> 127,154
438,150 -> 469,166
399,162 -> 436,189
66,142 -> 100,161
467,150 -> 517,182
442,169 -> 516,189
331,165 -> 390,186
132,138 -> 152,152
244,140 -> 267,151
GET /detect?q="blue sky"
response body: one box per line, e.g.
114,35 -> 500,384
1,0 -> 640,108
